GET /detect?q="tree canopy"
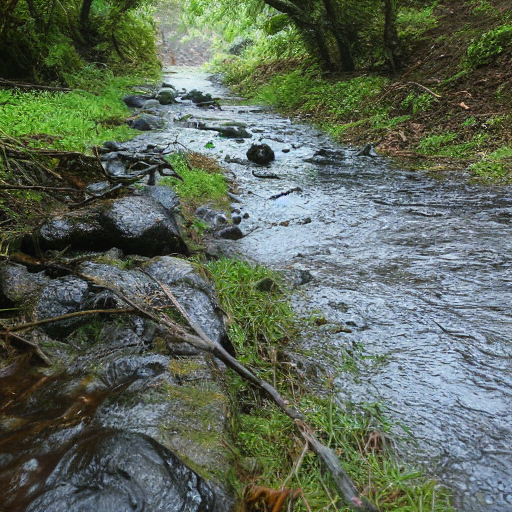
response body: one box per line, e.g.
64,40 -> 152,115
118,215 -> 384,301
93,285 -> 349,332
0,0 -> 159,82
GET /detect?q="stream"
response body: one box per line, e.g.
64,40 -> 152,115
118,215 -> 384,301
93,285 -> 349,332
138,67 -> 512,512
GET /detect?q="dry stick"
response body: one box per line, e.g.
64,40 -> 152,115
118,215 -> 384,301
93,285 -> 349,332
405,81 -> 442,99
0,77 -> 73,92
0,184 -> 81,192
144,272 -> 379,512
1,308 -> 135,333
2,331 -> 52,365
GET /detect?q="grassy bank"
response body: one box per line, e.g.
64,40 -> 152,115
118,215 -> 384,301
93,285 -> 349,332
212,0 -> 512,183
204,258 -> 454,511
162,156 -> 455,510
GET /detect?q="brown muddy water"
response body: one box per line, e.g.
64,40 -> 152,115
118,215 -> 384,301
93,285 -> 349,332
133,67 -> 512,512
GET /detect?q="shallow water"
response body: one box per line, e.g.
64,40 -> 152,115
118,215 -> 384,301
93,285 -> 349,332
137,67 -> 512,511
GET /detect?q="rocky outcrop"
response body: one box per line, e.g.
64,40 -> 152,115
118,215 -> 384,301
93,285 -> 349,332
33,195 -> 188,257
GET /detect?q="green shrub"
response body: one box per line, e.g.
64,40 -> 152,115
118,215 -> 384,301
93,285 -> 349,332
466,25 -> 512,68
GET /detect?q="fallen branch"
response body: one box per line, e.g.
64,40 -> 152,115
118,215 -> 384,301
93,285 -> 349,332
268,187 -> 302,200
1,308 -> 135,333
406,81 -> 442,99
1,331 -> 52,365
0,77 -> 73,92
145,271 -> 379,512
0,184 -> 81,192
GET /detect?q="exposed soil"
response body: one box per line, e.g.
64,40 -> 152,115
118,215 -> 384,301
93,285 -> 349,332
371,0 -> 512,159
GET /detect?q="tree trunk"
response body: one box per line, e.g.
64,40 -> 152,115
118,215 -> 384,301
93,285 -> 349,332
80,0 -> 94,36
321,0 -> 355,71
383,0 -> 400,71
0,0 -> 21,36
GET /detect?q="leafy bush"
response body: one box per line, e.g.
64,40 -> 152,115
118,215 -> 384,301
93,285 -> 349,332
0,78 -> 139,152
401,92 -> 435,114
465,25 -> 512,68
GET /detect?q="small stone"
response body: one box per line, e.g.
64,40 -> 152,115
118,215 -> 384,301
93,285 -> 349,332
247,143 -> 275,165
315,317 -> 327,326
254,277 -> 279,292
242,213 -> 249,219
232,214 -> 242,225
282,148 -> 291,153
216,225 -> 243,240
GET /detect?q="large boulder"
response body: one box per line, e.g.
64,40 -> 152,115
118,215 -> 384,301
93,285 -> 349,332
25,430 -> 218,512
80,256 -> 234,355
34,195 -> 188,257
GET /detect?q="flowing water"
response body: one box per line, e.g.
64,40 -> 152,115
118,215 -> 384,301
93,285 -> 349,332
144,67 -> 512,512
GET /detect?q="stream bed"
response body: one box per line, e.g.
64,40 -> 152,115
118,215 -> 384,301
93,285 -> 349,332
139,67 -> 512,512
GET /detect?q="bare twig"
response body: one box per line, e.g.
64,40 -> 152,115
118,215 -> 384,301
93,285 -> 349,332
144,271 -> 379,512
1,308 -> 135,333
1,332 -> 52,365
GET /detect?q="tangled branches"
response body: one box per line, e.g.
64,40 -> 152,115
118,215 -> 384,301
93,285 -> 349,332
0,131 -> 104,254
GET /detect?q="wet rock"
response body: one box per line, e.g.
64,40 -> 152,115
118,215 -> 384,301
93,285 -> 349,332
25,430 -> 218,512
123,95 -> 148,108
208,124 -> 252,138
304,148 -> 345,165
231,214 -> 242,225
79,256 -> 233,354
0,262 -> 47,307
247,143 -> 275,164
195,206 -> 228,228
35,195 -> 188,257
128,114 -> 166,131
355,143 -> 378,157
102,140 -> 125,151
216,225 -> 243,240
181,89 -> 214,104
34,276 -> 90,337
254,277 -> 279,292
156,87 -> 179,105
143,98 -> 161,109
142,185 -> 180,212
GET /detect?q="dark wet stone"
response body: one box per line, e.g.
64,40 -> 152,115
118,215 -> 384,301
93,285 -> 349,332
247,144 -> 275,165
156,88 -> 179,105
304,148 -> 346,165
231,214 -> 242,225
195,206 -> 228,228
103,141 -> 125,151
25,430 -> 218,512
207,125 -> 251,138
142,185 -> 179,212
216,225 -> 243,240
143,99 -> 161,109
35,195 -> 188,257
34,276 -> 90,337
123,95 -> 148,108
79,257 -> 233,355
254,277 -> 279,292
181,89 -> 213,104
0,262 -> 48,307
86,181 -> 111,195
355,143 -> 378,157
128,114 -> 166,131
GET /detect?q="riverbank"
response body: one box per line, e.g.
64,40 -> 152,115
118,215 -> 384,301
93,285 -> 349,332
0,66 -> 460,511
212,0 -> 512,183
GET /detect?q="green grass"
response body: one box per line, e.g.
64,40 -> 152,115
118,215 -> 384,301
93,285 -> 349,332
470,145 -> 512,182
205,258 -> 454,511
0,77 -> 140,152
161,154 -> 229,210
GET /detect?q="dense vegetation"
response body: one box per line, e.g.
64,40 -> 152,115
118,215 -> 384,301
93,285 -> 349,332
0,0 -> 160,82
183,0 -> 512,182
